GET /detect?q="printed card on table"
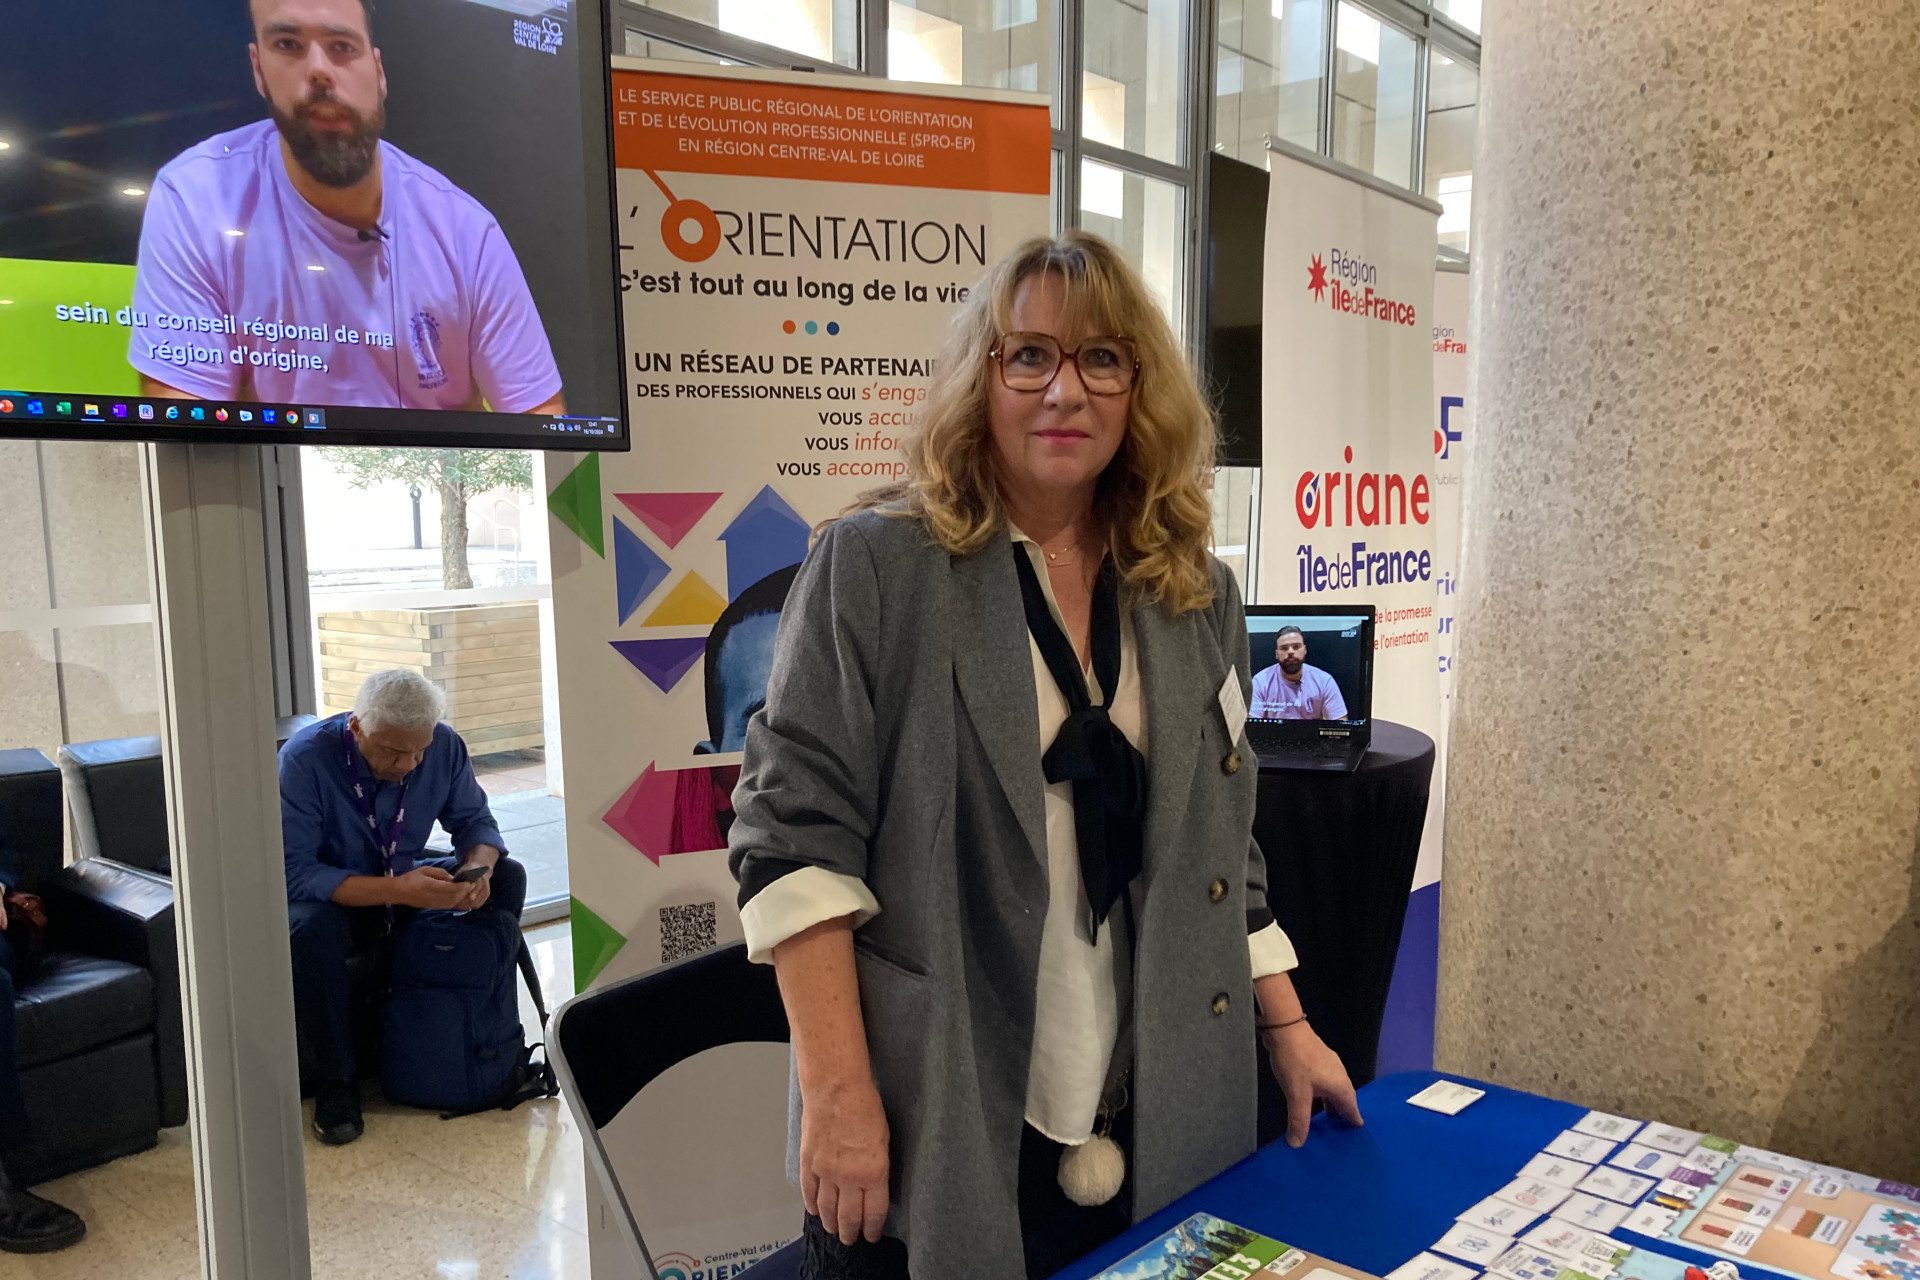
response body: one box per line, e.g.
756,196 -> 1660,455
1432,1225 -> 1515,1266
1607,1144 -> 1681,1181
1723,1167 -> 1801,1200
1571,1112 -> 1643,1143
1487,1246 -> 1577,1280
1576,1167 -> 1657,1206
1621,1204 -> 1679,1237
1637,1124 -> 1702,1156
1086,1213 -> 1385,1280
1553,1192 -> 1632,1234
1495,1179 -> 1574,1214
1679,1149 -> 1729,1177
1687,1214 -> 1762,1257
1458,1196 -> 1541,1236
1520,1222 -> 1623,1271
1704,1190 -> 1780,1227
1732,1146 -> 1819,1178
1408,1080 -> 1488,1115
1775,1205 -> 1850,1246
1519,1156 -> 1595,1191
1652,1179 -> 1701,1209
1546,1132 -> 1620,1164
1387,1252 -> 1482,1280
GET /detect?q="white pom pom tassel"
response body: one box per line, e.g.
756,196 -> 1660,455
1057,1133 -> 1126,1207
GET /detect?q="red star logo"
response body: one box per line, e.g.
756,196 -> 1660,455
1307,254 -> 1329,302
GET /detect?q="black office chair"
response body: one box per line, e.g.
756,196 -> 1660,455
550,942 -> 804,1280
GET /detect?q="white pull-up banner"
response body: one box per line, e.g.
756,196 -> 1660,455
1259,139 -> 1442,1072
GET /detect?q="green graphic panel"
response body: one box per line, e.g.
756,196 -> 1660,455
0,258 -> 141,393
569,896 -> 627,991
548,452 -> 606,558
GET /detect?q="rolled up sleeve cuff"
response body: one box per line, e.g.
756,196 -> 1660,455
293,863 -> 354,906
1248,921 -> 1299,978
739,866 -> 880,965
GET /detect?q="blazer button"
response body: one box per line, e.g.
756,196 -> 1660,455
1211,992 -> 1230,1016
1222,751 -> 1242,775
1208,878 -> 1229,904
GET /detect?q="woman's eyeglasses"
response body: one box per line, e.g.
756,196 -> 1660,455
989,332 -> 1139,395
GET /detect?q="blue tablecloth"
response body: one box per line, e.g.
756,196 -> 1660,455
1059,1070 -> 1823,1280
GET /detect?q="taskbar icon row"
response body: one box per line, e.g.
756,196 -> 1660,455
0,394 -> 327,430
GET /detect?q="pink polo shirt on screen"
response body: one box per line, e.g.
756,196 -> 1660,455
129,120 -> 562,412
1249,662 -> 1348,721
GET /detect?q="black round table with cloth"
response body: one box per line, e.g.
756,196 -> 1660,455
1251,719 -> 1435,1145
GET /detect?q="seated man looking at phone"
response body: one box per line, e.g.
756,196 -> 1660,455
279,668 -> 524,1145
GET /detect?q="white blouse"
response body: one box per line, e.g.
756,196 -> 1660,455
739,530 -> 1298,1146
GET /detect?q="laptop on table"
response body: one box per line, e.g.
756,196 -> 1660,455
1243,605 -> 1376,773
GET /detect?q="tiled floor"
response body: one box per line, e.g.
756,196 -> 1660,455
12,921 -> 584,1279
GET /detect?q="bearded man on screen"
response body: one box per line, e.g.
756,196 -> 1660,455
1250,626 -> 1349,721
129,0 -> 566,413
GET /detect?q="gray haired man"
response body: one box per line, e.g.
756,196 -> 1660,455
277,669 -> 524,1144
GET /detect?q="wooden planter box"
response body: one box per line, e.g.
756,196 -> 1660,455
317,602 -> 544,756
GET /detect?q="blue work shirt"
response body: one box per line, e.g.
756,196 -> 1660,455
278,712 -> 508,905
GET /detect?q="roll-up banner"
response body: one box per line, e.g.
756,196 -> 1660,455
1259,138 -> 1443,1074
543,60 -> 1050,1277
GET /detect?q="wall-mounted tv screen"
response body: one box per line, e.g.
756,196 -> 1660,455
0,0 -> 627,449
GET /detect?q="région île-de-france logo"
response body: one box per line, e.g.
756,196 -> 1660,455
1295,445 -> 1432,529
1306,248 -> 1417,327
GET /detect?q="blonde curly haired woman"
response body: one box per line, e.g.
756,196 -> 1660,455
730,231 -> 1362,1280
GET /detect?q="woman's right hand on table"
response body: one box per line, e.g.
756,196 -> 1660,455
800,1075 -> 892,1246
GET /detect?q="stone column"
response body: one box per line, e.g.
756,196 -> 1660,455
1440,0 -> 1920,1179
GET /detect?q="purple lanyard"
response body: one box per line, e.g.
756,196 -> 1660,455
341,722 -> 409,876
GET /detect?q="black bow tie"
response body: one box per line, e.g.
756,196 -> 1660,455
1012,544 -> 1148,942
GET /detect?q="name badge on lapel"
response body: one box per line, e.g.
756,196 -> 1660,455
1217,670 -> 1248,745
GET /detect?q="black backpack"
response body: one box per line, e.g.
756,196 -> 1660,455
380,907 -> 559,1118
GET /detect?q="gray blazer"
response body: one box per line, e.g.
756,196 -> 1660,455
729,509 -> 1271,1280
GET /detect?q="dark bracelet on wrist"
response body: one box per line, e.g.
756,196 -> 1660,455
1257,1015 -> 1308,1032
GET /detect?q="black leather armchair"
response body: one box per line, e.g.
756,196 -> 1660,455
0,748 -> 182,1185
57,718 -> 390,1092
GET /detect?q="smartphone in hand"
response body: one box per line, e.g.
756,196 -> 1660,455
451,864 -> 490,884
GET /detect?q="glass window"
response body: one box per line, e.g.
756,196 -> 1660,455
887,0 -> 1050,97
1330,2 -> 1417,187
633,0 -> 858,67
299,448 -> 570,910
1434,0 -> 1482,35
1078,160 -> 1186,330
1425,49 -> 1478,258
624,29 -> 736,61
1214,0 -> 1326,167
0,442 -> 161,760
0,439 -> 203,1266
1082,0 -> 1186,164
1051,149 -> 1065,234
1210,465 -> 1259,593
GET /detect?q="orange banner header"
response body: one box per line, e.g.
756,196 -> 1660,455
612,69 -> 1052,195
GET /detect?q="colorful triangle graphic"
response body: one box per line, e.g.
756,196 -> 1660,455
642,572 -> 727,627
615,491 -> 724,550
609,636 -> 706,694
547,454 -> 604,558
613,518 -> 671,625
569,896 -> 627,990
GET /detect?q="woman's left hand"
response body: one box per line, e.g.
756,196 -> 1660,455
1262,1021 -> 1363,1148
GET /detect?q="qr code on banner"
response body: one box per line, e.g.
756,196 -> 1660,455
660,901 -> 717,964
